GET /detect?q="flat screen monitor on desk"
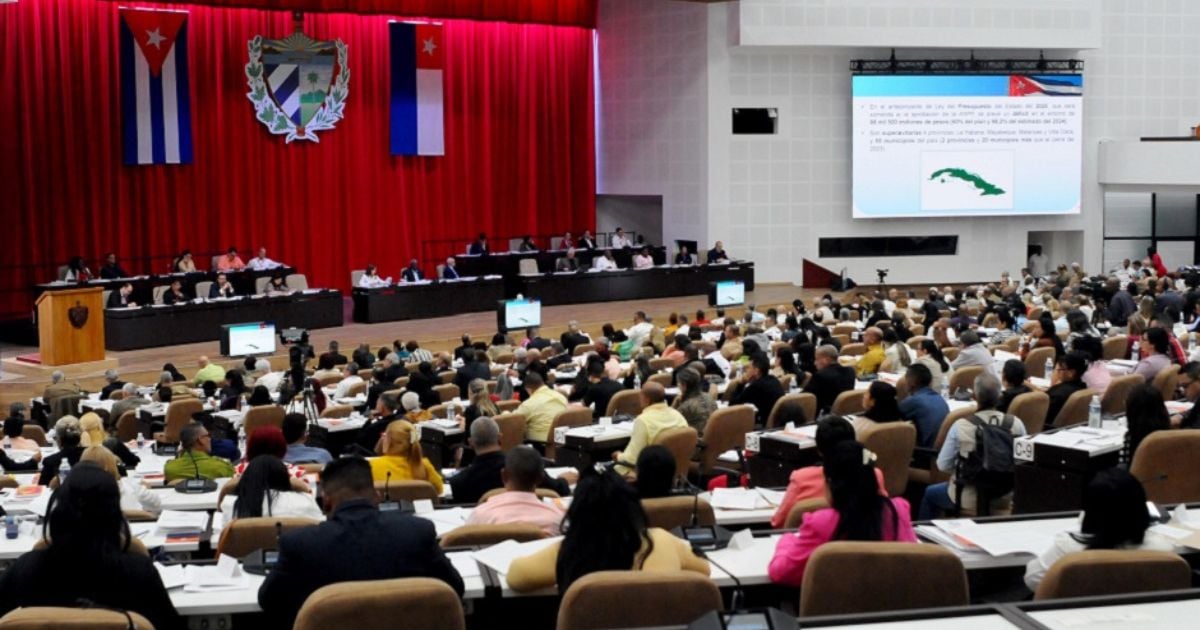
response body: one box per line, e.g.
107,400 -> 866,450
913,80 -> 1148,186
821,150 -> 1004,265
497,298 -> 541,333
220,322 -> 276,357
710,281 -> 745,307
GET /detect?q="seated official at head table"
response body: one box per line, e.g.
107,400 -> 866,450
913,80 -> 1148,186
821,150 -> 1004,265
247,246 -> 283,271
99,252 -> 128,279
556,248 -> 581,272
468,232 -> 490,256
592,249 -> 619,271
58,255 -> 91,282
209,272 -> 237,298
106,281 -> 137,309
216,246 -> 246,272
401,259 -> 425,282
442,256 -> 461,279
173,249 -> 197,273
578,229 -> 596,250
258,456 -> 464,629
161,279 -> 190,304
632,247 -> 654,269
674,245 -> 694,265
358,263 -> 393,288
706,240 -> 729,263
262,273 -> 290,295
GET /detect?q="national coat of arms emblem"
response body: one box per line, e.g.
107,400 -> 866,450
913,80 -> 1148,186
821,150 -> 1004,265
68,301 -> 89,329
245,27 -> 349,143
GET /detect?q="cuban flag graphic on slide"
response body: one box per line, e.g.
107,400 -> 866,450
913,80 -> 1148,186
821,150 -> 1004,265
120,8 -> 193,165
390,22 -> 444,156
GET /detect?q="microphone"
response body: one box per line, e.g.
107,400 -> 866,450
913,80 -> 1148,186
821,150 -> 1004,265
275,521 -> 283,549
384,471 -> 392,502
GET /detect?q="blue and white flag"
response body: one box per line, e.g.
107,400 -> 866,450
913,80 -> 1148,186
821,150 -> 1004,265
120,9 -> 193,165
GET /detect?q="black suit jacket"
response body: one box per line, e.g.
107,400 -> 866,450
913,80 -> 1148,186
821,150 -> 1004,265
100,380 -> 126,400
402,268 -> 424,282
455,361 -> 493,398
99,264 -> 128,280
582,378 -> 623,419
442,266 -> 461,280
209,283 -> 235,298
560,332 -> 590,354
468,242 -> 488,256
579,237 -> 596,250
162,289 -> 188,305
320,351 -> 348,366
808,365 -> 856,414
731,374 -> 785,425
448,451 -> 570,504
106,291 -> 130,308
258,499 -> 464,629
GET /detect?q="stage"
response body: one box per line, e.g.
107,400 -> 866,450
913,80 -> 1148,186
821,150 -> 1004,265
0,281 -> 896,408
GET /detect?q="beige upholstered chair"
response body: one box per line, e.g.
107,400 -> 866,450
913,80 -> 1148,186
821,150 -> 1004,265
1130,430 -> 1200,504
372,480 -> 438,503
557,571 -> 722,630
243,405 -> 286,435
799,542 -> 967,616
764,393 -> 816,429
440,523 -> 547,548
543,407 -> 592,460
830,389 -> 866,416
1152,364 -> 1181,403
784,497 -> 830,529
859,422 -> 916,497
293,578 -> 465,630
1101,374 -> 1141,416
1024,346 -> 1055,379
0,608 -> 154,629
216,517 -> 319,558
1102,335 -> 1128,360
1033,550 -> 1191,600
605,389 -> 643,417
946,365 -> 983,395
1007,391 -> 1050,435
908,403 -> 975,486
693,405 -> 754,477
1052,388 -> 1096,428
493,413 -> 528,452
156,398 -> 203,444
641,496 -> 716,529
651,426 -> 699,481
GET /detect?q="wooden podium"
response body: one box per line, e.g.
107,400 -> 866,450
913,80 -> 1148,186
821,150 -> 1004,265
35,287 -> 106,366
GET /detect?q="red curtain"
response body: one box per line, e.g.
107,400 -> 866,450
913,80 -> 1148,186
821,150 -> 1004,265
0,0 -> 595,321
99,0 -> 597,28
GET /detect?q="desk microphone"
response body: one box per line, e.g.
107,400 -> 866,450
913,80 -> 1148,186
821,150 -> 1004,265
380,471 -> 399,511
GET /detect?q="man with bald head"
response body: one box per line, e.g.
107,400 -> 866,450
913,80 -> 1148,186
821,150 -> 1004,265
808,344 -> 856,415
855,326 -> 886,377
613,382 -> 687,474
193,356 -> 226,386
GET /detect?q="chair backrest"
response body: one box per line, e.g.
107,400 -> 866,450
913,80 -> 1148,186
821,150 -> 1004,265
783,497 -> 829,529
832,324 -> 857,336
544,407 -> 592,460
439,523 -> 547,548
101,289 -> 112,307
941,347 -> 960,362
947,365 -> 984,395
646,373 -> 672,388
859,422 -> 917,497
605,389 -> 643,417
1024,346 -> 1056,378
1033,550 -> 1191,600
243,405 -> 286,435
1130,430 -> 1200,503
0,608 -> 154,629
572,344 -> 595,356
163,398 -> 204,443
255,276 -> 271,294
641,496 -> 716,529
350,270 -> 365,287
1102,335 -> 1128,360
320,404 -> 354,419
557,570 -> 723,630
21,424 -> 48,446
194,281 -> 213,299
115,411 -> 138,442
1053,388 -> 1097,428
651,426 -> 698,481
429,383 -> 457,403
494,352 -> 516,365
293,577 -> 465,630
934,404 -> 977,450
1152,364 -> 1181,402
493,413 -> 528,452
697,405 -> 754,474
1007,391 -> 1050,435
840,343 -> 867,357
906,335 -> 929,350
764,393 -> 815,430
496,399 -> 521,413
799,542 -> 968,616
152,284 -> 169,304
518,259 -> 540,276
373,479 -> 439,503
216,516 -> 320,557
347,381 -> 367,397
1101,374 -> 1142,416
649,357 -> 675,372
830,389 -> 866,416
317,373 -> 342,387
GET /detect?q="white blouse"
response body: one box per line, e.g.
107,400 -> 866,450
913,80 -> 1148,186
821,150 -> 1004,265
220,491 -> 325,524
1023,530 -> 1175,592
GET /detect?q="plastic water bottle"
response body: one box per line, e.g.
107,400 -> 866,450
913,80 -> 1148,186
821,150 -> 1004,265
940,378 -> 949,399
136,433 -> 145,451
58,461 -> 71,485
445,404 -> 454,422
1190,334 -> 1196,356
1044,358 -> 1054,380
1088,394 -> 1102,428
1131,341 -> 1140,362
5,516 -> 17,540
633,372 -> 642,390
790,376 -> 800,394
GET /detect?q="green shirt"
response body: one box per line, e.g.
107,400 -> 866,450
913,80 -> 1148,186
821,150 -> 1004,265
193,363 -> 227,386
164,450 -> 235,482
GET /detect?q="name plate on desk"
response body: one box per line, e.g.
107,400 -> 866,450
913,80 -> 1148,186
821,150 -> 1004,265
1014,436 -> 1035,462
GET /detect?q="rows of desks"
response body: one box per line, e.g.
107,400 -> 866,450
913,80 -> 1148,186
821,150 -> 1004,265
32,267 -> 296,309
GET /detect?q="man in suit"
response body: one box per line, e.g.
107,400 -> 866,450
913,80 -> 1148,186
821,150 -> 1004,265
319,341 -> 348,367
209,273 -> 236,299
42,371 -> 80,409
707,241 -> 730,263
401,259 -> 424,283
99,252 -> 128,279
455,350 -> 492,399
442,257 -> 461,280
99,369 -> 125,401
578,230 -> 597,250
161,279 -> 188,305
555,248 -> 581,272
807,344 -> 856,415
468,233 -> 489,256
729,352 -> 785,426
107,282 -> 137,309
449,417 -> 573,503
560,320 -> 591,355
259,457 -> 463,629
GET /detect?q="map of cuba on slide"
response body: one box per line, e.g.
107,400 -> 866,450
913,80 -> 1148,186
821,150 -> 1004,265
852,74 -> 1083,219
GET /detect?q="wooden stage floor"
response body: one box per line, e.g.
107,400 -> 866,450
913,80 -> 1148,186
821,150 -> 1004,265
0,282 -> 892,406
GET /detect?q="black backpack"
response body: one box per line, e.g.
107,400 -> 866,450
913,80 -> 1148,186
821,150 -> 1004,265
954,413 -> 1016,516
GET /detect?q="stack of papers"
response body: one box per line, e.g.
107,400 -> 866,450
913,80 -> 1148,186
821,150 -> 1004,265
937,517 -> 1077,556
156,555 -> 247,592
709,487 -> 773,511
428,418 -> 461,430
473,537 -> 563,575
156,510 -> 210,530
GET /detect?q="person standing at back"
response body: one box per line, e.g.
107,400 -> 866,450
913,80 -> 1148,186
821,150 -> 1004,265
258,456 -> 463,629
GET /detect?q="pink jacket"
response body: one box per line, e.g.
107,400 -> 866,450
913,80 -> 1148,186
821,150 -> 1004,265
767,497 -> 918,587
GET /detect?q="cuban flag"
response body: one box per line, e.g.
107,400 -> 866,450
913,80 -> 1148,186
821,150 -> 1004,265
390,22 -> 444,156
120,9 -> 193,165
1008,75 -> 1083,97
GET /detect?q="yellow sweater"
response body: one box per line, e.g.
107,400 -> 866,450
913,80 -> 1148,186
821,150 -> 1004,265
506,528 -> 709,592
368,455 -> 444,495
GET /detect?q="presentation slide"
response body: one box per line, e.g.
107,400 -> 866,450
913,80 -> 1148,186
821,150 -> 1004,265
226,322 -> 276,357
713,281 -> 745,307
504,299 -> 541,330
852,74 -> 1082,219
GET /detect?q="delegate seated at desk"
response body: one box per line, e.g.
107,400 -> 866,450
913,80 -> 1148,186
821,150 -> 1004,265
632,248 -> 654,269
674,246 -> 694,266
442,257 -> 461,279
707,241 -> 730,264
247,247 -> 283,271
99,252 -> 129,279
468,232 -> 489,256
400,260 -> 424,283
592,250 -> 619,271
216,247 -> 246,272
578,230 -> 597,250
106,282 -> 137,309
209,273 -> 237,299
163,424 -> 236,483
556,248 -> 581,272
358,264 -> 392,288
161,280 -> 189,304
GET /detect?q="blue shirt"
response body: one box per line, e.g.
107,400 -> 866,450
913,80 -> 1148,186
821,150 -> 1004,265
285,443 -> 333,465
898,387 -> 950,448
